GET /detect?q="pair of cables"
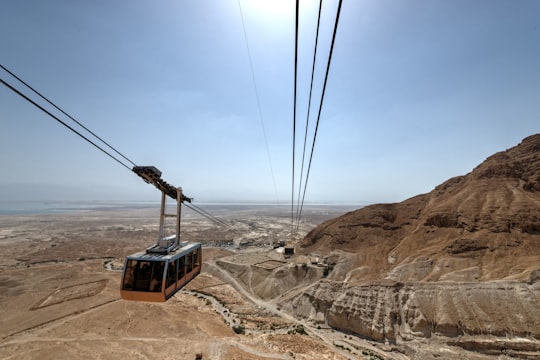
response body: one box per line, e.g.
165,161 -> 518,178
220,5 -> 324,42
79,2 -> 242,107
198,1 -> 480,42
0,64 -> 228,227
291,0 -> 343,235
0,64 -> 136,171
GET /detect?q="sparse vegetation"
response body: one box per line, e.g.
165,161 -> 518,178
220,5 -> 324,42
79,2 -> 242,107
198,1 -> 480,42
323,263 -> 335,277
288,324 -> 308,335
334,342 -> 351,352
362,350 -> 384,359
232,325 -> 245,334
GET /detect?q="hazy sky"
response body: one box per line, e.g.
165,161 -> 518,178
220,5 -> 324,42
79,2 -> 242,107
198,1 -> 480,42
1,0 -> 539,204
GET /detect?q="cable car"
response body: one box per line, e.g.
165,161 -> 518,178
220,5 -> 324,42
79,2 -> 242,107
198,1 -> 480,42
120,240 -> 201,302
120,166 -> 204,302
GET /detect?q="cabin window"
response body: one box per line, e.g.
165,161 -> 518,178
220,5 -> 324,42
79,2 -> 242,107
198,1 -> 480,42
124,260 -> 165,292
193,248 -> 200,267
149,261 -> 165,292
178,256 -> 186,279
186,252 -> 193,273
122,260 -> 136,290
133,261 -> 152,291
166,260 -> 177,289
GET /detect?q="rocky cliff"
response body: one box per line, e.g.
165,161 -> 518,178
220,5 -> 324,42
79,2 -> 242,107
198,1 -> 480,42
287,134 -> 540,357
299,134 -> 540,283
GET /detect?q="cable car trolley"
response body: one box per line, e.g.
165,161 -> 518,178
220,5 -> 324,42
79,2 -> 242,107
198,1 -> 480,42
120,166 -> 202,302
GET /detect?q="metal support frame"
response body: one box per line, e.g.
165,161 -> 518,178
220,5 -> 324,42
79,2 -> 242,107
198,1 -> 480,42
132,166 -> 192,255
147,187 -> 183,254
176,187 -> 182,243
159,190 -> 167,239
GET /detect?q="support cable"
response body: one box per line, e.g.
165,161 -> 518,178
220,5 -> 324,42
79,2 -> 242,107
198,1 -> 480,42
186,203 -> 230,227
296,0 -> 343,227
291,0 -> 300,236
0,64 -> 137,167
237,1 -> 280,204
1,71 -> 226,228
0,76 -> 132,172
295,0 -> 323,228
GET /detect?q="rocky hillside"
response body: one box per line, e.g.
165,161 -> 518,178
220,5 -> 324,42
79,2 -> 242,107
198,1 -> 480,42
299,134 -> 540,283
284,134 -> 540,358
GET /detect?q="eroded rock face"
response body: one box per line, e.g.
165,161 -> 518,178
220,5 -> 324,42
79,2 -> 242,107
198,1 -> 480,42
299,134 -> 540,283
215,258 -> 324,300
290,135 -> 540,355
281,280 -> 540,350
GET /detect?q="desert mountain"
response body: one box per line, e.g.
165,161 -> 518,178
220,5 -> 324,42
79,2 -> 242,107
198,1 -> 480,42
299,134 -> 540,283
271,135 -> 540,357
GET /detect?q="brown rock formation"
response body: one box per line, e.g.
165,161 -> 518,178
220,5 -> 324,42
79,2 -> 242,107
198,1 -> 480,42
299,134 -> 540,283
286,134 -> 540,357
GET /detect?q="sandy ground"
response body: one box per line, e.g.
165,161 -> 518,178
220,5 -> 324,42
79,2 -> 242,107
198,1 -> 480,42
1,204 -> 375,360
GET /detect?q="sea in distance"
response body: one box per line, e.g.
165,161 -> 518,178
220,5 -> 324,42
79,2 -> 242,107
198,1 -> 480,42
0,200 -> 159,215
0,200 -> 364,216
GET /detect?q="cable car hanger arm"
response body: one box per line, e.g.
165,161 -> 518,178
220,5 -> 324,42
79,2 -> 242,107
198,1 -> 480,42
132,166 -> 192,203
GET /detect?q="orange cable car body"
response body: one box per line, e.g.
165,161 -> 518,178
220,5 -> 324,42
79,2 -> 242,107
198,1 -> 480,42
120,241 -> 201,302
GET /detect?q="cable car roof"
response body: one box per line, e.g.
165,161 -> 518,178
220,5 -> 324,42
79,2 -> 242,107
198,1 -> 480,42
126,241 -> 201,261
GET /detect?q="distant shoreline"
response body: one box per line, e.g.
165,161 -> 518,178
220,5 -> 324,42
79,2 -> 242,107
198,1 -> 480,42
0,200 -> 159,215
0,200 -> 363,216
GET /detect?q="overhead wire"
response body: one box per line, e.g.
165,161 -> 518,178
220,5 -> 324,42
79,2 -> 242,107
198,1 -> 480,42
0,75 -> 133,172
291,0 -> 300,236
0,66 -> 226,227
185,202 -> 230,227
295,0 -> 324,229
0,64 -> 137,168
237,0 -> 280,204
295,0 -> 343,230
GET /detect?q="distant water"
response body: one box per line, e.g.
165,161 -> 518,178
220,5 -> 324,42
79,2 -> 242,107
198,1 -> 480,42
0,201 -> 157,215
0,200 -> 363,215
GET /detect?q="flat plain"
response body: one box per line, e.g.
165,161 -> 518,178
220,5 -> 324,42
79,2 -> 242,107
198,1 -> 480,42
1,204 -> 369,360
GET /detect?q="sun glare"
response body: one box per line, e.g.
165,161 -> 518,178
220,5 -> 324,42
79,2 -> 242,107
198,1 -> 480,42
241,0 -> 295,21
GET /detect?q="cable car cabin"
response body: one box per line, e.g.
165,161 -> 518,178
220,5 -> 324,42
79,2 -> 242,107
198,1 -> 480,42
120,241 -> 202,302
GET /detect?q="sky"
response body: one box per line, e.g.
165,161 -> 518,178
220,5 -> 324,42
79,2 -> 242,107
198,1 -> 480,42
0,0 -> 539,204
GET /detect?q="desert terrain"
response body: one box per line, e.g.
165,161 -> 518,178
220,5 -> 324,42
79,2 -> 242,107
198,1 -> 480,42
1,204 -> 383,360
1,136 -> 540,360
1,203 -> 535,360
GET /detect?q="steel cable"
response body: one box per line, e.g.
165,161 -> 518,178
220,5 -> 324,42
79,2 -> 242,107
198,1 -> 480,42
237,0 -> 280,205
291,0 -> 300,236
295,0 -> 324,229
184,203 -> 229,227
1,70 -> 225,227
0,76 -> 133,172
296,0 -> 343,229
0,63 -> 138,167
